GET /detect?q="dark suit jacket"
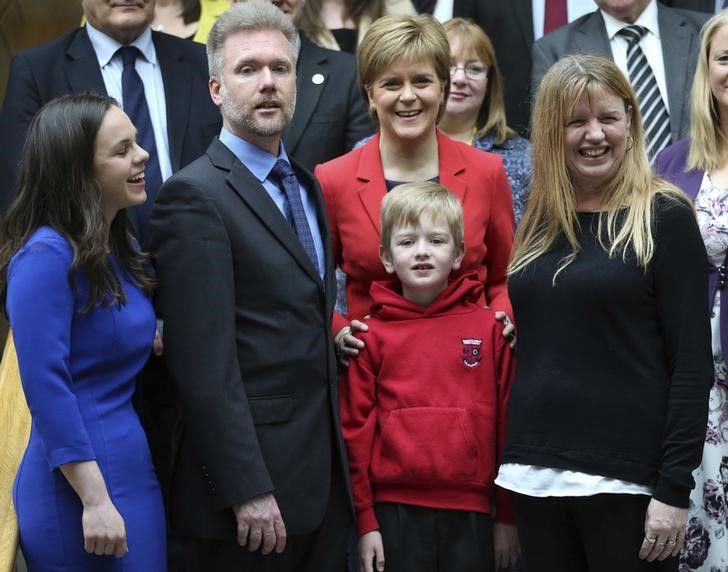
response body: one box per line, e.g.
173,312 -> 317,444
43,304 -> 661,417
284,35 -> 373,171
660,0 -> 714,11
0,26 -> 222,210
454,0 -> 534,136
148,138 -> 351,538
531,5 -> 709,142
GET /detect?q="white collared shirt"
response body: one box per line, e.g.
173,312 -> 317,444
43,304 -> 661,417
85,23 -> 173,181
601,0 -> 670,113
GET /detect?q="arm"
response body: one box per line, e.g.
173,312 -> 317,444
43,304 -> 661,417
7,238 -> 126,556
484,161 -> 515,317
637,198 -> 712,559
339,335 -> 380,536
148,176 -> 275,511
0,52 -> 43,210
492,329 -> 519,568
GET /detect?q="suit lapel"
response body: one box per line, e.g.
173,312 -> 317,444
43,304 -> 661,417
208,141 -> 324,289
574,12 -> 613,57
284,37 -> 327,155
155,32 -> 192,172
356,135 -> 387,236
658,6 -> 691,142
65,28 -> 107,94
436,132 -> 468,205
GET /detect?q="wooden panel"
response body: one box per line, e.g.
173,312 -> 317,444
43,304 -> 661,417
0,0 -> 83,102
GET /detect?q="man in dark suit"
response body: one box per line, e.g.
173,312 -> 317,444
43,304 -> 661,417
532,0 -> 708,145
0,0 -> 221,216
147,1 -> 352,570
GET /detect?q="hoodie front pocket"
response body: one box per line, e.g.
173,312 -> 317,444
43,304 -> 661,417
374,407 -> 480,484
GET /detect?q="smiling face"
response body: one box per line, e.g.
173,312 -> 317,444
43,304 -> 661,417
269,0 -> 305,21
594,0 -> 650,23
82,0 -> 154,45
709,25 -> 728,119
379,212 -> 465,307
563,86 -> 631,208
93,105 -> 149,223
209,28 -> 296,155
444,37 -> 488,124
367,59 -> 445,146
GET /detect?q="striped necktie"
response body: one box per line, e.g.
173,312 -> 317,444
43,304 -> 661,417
616,25 -> 671,157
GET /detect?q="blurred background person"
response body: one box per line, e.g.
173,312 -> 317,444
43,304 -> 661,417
315,14 -> 515,363
295,0 -> 416,53
499,54 -> 712,572
0,93 -> 165,570
152,0 -> 201,38
439,17 -> 532,225
653,10 -> 728,570
532,0 -> 709,157
0,0 -> 221,237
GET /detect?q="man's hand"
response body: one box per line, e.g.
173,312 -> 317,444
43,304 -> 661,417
233,493 -> 287,555
494,522 -> 520,569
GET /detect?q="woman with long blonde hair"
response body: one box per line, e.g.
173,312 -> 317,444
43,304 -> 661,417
654,10 -> 728,570
498,54 -> 712,572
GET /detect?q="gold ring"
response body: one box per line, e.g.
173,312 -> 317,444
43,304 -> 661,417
645,536 -> 657,545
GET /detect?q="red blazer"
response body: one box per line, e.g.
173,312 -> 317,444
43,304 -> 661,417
315,130 -> 515,334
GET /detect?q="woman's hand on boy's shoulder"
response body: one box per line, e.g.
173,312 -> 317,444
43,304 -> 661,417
494,522 -> 520,569
358,530 -> 385,572
494,311 -> 516,349
335,318 -> 369,367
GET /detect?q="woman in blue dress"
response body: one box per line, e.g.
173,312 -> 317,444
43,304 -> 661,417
0,93 -> 166,570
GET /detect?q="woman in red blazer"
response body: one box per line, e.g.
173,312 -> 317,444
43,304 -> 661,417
314,14 -> 515,357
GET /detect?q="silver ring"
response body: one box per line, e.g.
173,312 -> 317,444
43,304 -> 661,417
645,536 -> 657,545
667,539 -> 677,546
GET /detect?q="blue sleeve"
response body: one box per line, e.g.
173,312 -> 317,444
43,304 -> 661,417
7,236 -> 96,471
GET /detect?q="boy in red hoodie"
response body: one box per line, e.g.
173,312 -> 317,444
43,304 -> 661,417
340,182 -> 518,572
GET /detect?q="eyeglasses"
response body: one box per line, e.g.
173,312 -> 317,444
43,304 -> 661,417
449,64 -> 488,80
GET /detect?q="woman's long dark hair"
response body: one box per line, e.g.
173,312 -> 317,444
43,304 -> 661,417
0,92 -> 155,315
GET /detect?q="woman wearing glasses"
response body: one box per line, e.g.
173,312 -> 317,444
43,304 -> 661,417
439,18 -> 532,225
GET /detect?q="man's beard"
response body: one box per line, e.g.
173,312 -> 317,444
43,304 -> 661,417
219,83 -> 296,138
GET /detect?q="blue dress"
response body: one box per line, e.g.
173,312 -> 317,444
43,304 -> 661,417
7,227 -> 166,571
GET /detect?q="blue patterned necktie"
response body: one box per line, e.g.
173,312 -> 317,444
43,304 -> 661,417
270,159 -> 320,273
616,26 -> 672,157
117,46 -> 163,243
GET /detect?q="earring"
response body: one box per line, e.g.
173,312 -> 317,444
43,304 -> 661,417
626,135 -> 634,151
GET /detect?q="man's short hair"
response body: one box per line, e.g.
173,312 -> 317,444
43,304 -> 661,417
207,0 -> 298,78
380,181 -> 464,254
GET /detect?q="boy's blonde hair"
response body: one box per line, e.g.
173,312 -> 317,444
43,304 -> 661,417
380,182 -> 464,253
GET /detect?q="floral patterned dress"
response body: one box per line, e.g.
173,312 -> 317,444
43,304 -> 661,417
681,172 -> 728,572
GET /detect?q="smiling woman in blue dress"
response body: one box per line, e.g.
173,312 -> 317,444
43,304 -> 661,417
0,93 -> 166,571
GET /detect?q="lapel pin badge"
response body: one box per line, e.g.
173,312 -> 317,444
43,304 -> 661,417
312,73 -> 325,85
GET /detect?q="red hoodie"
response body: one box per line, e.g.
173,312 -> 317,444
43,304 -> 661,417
340,271 -> 515,536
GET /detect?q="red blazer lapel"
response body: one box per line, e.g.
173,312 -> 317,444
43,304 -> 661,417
356,134 -> 387,236
436,130 -> 468,202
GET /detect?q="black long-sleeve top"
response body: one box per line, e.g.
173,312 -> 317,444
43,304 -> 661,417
504,196 -> 713,507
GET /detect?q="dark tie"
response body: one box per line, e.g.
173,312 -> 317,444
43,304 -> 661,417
117,46 -> 163,243
544,0 -> 568,34
270,159 -> 320,273
616,26 -> 671,157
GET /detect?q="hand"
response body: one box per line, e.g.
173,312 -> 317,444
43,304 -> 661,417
494,522 -> 520,569
639,498 -> 687,562
153,328 -> 163,357
335,319 -> 368,367
233,493 -> 287,555
495,311 -> 516,348
81,498 -> 128,558
358,530 -> 385,572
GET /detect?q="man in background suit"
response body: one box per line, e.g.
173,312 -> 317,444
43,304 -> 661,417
0,0 -> 221,219
267,0 -> 374,170
532,0 -> 708,146
148,1 -> 351,570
